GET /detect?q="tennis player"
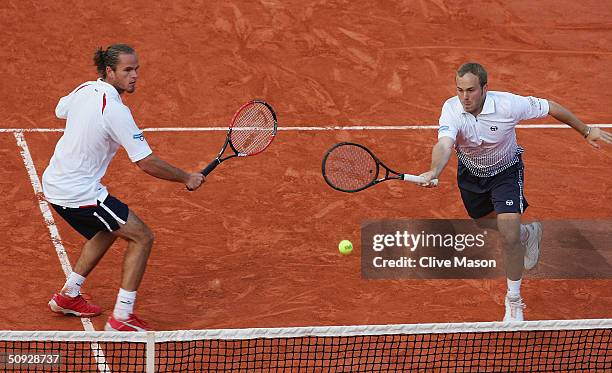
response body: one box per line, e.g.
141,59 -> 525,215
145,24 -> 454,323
43,44 -> 205,331
419,62 -> 612,321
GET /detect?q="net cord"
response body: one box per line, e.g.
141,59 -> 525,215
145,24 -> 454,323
1,318 -> 610,343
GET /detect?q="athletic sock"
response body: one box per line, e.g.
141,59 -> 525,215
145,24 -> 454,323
62,272 -> 86,297
507,278 -> 522,298
113,289 -> 137,321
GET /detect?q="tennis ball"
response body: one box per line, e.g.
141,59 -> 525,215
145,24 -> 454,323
338,240 -> 353,255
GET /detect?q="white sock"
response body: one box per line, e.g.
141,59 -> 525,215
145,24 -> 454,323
520,224 -> 529,244
507,278 -> 522,298
62,272 -> 86,297
113,289 -> 137,320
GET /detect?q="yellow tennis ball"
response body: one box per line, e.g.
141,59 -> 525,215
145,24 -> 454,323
338,240 -> 353,255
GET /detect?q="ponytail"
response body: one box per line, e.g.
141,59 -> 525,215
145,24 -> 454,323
93,47 -> 106,78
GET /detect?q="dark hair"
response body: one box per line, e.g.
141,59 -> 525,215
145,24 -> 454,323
93,44 -> 136,78
457,62 -> 488,88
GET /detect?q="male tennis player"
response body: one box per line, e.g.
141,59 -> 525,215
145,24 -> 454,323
419,62 -> 612,322
43,44 -> 205,331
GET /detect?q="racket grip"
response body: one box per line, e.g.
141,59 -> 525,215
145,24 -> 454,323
402,174 -> 439,186
201,159 -> 221,176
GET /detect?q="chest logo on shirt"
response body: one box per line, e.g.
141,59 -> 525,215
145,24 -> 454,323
133,132 -> 145,141
490,126 -> 498,132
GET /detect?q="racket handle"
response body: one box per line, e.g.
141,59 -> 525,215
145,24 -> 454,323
201,159 -> 221,176
401,174 -> 439,186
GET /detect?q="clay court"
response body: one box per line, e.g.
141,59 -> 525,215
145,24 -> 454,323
0,1 -> 610,370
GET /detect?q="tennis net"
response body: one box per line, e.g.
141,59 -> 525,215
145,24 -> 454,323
0,318 -> 610,372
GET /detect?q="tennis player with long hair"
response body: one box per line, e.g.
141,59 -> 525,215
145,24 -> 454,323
43,44 -> 205,331
419,62 -> 612,321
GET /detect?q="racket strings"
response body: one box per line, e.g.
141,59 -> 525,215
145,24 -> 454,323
230,102 -> 276,155
324,145 -> 378,191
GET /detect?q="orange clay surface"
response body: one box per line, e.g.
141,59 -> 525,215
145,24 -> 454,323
0,1 -> 610,331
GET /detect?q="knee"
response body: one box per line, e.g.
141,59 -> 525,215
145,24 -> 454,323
500,231 -> 521,249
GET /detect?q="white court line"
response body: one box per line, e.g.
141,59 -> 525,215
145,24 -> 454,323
13,131 -> 111,373
1,123 -> 612,133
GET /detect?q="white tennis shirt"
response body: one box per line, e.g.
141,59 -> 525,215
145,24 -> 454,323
438,91 -> 549,177
42,79 -> 152,207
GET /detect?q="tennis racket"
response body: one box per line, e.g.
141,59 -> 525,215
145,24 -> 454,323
322,142 -> 438,193
200,100 -> 277,176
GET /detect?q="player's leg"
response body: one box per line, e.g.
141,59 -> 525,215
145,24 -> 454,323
490,163 -> 537,321
496,213 -> 524,281
49,232 -> 116,317
105,210 -> 154,331
112,210 -> 154,291
497,212 -> 527,322
457,165 -> 518,320
48,198 -> 128,317
71,231 -> 117,278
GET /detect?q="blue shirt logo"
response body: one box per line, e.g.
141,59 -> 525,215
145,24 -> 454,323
439,125 -> 449,132
133,132 -> 144,141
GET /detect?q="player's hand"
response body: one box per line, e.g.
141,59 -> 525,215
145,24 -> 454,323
185,172 -> 205,191
418,171 -> 438,188
586,127 -> 612,148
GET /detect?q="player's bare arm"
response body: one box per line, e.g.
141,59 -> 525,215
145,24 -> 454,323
548,101 -> 612,148
419,136 -> 455,187
136,154 -> 205,190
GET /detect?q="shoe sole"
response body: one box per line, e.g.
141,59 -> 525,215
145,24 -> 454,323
48,299 -> 101,318
524,222 -> 543,270
104,321 -> 147,332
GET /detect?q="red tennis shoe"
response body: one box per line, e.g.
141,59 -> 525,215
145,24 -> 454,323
48,293 -> 102,317
105,314 -> 151,332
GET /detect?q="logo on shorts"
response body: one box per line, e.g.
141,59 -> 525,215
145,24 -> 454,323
490,126 -> 498,131
439,125 -> 449,132
133,132 -> 144,141
505,200 -> 514,206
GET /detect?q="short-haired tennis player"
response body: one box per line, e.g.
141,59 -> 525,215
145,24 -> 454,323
43,44 -> 205,331
419,62 -> 612,321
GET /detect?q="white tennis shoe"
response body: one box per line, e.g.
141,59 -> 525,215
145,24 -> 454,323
504,294 -> 526,322
523,222 -> 543,270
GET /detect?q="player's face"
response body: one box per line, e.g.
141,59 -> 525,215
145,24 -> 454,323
456,73 -> 487,115
106,53 -> 139,94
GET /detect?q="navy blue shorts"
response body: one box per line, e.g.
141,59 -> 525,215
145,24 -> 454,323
457,160 -> 528,219
51,195 -> 129,240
